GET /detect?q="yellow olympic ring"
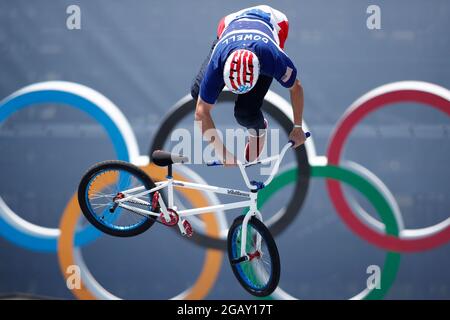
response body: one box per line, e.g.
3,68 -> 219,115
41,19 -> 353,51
58,164 -> 223,300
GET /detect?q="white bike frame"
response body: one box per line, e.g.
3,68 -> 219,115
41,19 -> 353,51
114,141 -> 295,261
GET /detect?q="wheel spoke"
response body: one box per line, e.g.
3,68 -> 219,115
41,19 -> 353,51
86,168 -> 150,230
229,219 -> 277,294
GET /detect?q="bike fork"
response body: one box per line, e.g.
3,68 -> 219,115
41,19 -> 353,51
232,193 -> 263,265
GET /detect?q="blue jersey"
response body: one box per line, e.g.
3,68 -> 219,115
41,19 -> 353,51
199,14 -> 297,104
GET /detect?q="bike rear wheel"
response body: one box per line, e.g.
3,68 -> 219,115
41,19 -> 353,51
78,160 -> 157,237
227,215 -> 280,297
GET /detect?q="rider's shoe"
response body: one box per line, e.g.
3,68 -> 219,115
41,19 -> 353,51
245,118 -> 268,162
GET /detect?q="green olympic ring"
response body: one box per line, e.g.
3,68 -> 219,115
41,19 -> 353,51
255,164 -> 401,300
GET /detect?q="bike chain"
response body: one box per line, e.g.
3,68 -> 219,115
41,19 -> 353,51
113,198 -> 179,227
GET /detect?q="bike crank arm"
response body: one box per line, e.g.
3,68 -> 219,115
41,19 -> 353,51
115,203 -> 183,228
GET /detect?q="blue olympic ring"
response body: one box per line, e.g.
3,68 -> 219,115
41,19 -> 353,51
0,84 -> 131,251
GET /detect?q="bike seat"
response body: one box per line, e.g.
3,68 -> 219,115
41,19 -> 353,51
151,150 -> 189,167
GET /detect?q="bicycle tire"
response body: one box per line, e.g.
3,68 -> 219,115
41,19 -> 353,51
227,215 -> 280,297
78,160 -> 157,237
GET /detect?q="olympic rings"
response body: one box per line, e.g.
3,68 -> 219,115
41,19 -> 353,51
149,90 -> 315,250
58,164 -> 223,300
0,81 -> 140,251
327,81 -> 450,252
2,80 -> 448,299
256,164 -> 401,300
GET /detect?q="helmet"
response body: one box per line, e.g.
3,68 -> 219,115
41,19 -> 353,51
223,49 -> 260,94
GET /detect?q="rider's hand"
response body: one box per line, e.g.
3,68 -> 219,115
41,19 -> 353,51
289,127 -> 307,148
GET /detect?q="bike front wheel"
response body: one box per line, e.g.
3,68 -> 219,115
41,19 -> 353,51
227,215 -> 280,297
78,160 -> 157,237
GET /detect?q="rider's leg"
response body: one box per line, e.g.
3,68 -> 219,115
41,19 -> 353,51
234,75 -> 273,162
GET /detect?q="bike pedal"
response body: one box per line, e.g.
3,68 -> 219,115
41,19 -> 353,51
231,256 -> 249,265
182,220 -> 193,237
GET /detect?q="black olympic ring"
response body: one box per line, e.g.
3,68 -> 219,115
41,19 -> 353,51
149,91 -> 310,250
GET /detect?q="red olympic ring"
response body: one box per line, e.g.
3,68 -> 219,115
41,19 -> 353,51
327,82 -> 450,252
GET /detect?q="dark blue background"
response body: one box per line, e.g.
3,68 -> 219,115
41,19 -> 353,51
0,0 -> 449,299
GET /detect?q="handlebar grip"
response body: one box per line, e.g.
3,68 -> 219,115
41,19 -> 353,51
288,132 -> 311,146
206,160 -> 223,166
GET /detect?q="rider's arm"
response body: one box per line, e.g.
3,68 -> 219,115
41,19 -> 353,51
195,97 -> 236,165
289,79 -> 303,126
288,79 -> 306,148
272,50 -> 306,148
269,49 -> 306,147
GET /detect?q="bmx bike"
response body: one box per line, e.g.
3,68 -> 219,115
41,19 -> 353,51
78,134 -> 309,297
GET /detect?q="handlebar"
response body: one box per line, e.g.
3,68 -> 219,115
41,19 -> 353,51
207,132 -> 311,191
